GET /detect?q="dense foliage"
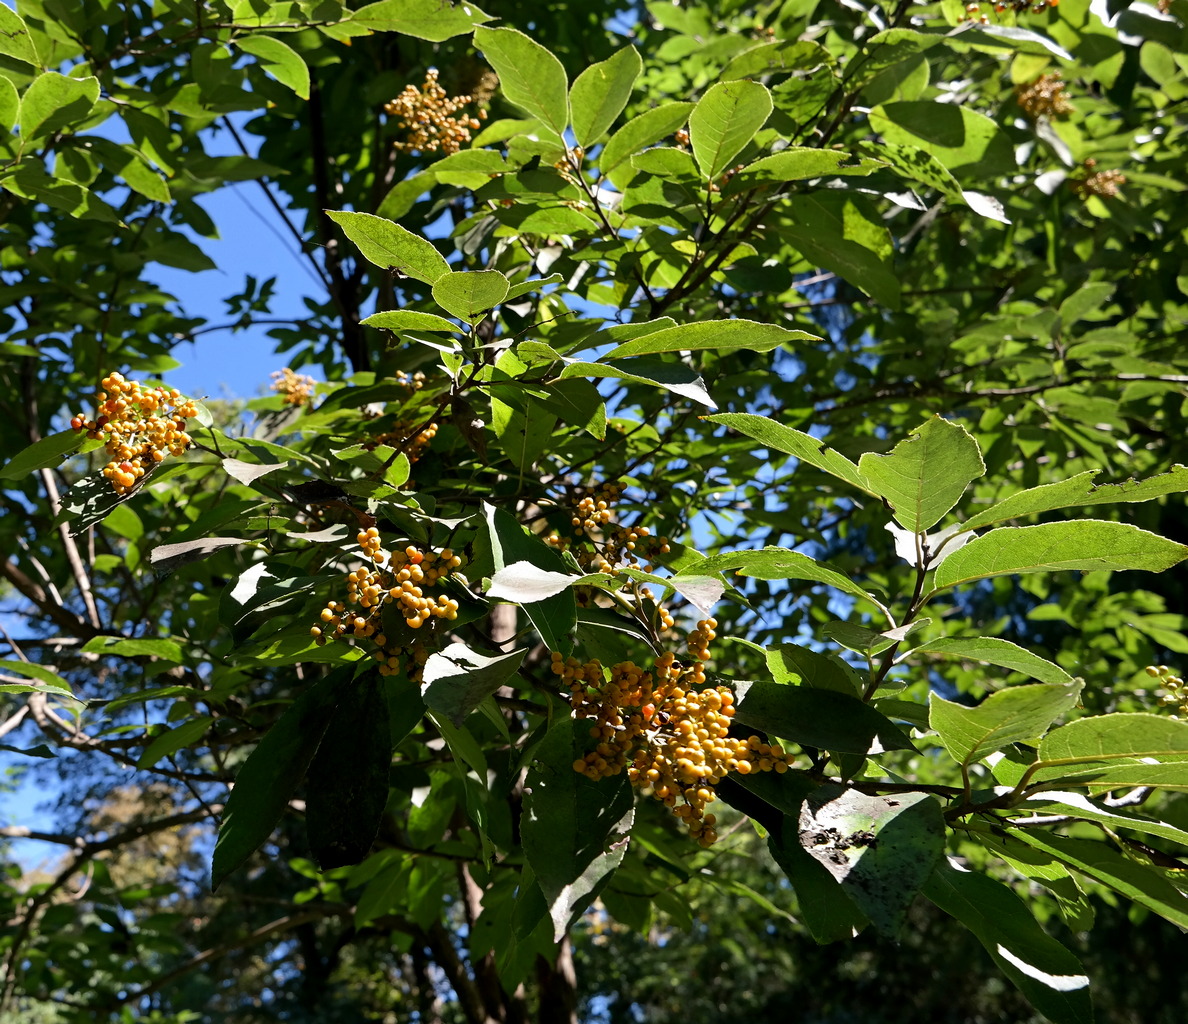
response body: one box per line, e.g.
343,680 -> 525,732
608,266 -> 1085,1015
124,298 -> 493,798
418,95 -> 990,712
2,0 -> 1188,1021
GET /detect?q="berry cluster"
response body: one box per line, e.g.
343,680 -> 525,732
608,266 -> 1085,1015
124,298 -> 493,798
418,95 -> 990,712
70,372 -> 198,495
1149,664 -> 1187,717
1070,160 -> 1126,199
312,528 -> 463,677
551,483 -> 672,575
1016,73 -> 1073,120
959,0 -> 1059,22
271,367 -> 316,407
366,421 -> 439,464
556,619 -> 791,847
384,69 -> 486,156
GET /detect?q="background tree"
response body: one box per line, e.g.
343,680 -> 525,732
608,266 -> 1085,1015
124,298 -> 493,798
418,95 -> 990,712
2,1 -> 1188,1022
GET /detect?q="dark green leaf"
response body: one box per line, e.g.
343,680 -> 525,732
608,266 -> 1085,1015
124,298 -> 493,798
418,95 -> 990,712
733,681 -> 916,755
0,429 -> 87,480
523,718 -> 635,940
799,785 -> 945,937
420,644 -> 526,727
306,676 -> 391,870
211,667 -> 346,890
137,716 -> 213,768
923,861 -> 1092,1024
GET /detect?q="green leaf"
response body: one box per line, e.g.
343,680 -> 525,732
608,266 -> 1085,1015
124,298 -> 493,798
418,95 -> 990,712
361,310 -> 460,333
602,319 -> 815,359
1035,712 -> 1188,784
559,359 -> 715,409
857,417 -> 985,532
211,667 -> 346,890
82,636 -> 185,661
137,716 -> 213,768
431,270 -> 509,325
721,148 -> 884,195
799,785 -> 945,938
0,4 -> 39,67
922,861 -> 1092,1024
485,503 -> 576,655
474,27 -> 568,139
306,675 -> 390,870
705,414 -> 870,493
326,211 -> 450,284
689,79 -> 772,179
523,718 -> 635,941
976,831 -> 1095,932
781,197 -> 901,309
0,429 -> 87,480
351,0 -> 493,40
19,73 -> 99,142
960,465 -> 1188,531
600,102 -> 694,176
420,644 -> 526,727
679,548 -> 879,608
729,774 -> 869,943
870,102 -> 1016,177
1009,828 -> 1188,929
733,681 -> 916,755
933,521 -> 1188,589
929,681 -> 1083,766
234,35 -> 310,99
721,39 -> 834,80
0,76 -> 18,132
910,637 -> 1073,686
0,662 -> 76,700
1013,791 -> 1188,847
570,45 -> 642,148
766,644 -> 859,695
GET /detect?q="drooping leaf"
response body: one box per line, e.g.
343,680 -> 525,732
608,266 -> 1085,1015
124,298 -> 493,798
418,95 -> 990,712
306,675 -> 391,870
1009,828 -> 1188,928
327,211 -> 450,284
689,80 -> 773,179
929,680 -> 1083,766
933,521 -> 1188,589
923,860 -> 1093,1024
474,26 -> 568,139
570,45 -> 642,148
420,644 -> 526,726
487,561 -> 578,603
722,149 -> 884,195
234,35 -> 310,99
799,785 -> 945,937
1013,791 -> 1188,847
523,718 -> 635,941
211,667 -> 347,890
484,503 -> 576,655
857,417 -> 985,533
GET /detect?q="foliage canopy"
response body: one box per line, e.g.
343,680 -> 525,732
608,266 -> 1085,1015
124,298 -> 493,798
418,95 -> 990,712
2,0 -> 1188,1021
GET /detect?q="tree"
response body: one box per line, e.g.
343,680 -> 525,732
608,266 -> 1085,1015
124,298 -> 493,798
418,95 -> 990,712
2,0 -> 1187,1021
